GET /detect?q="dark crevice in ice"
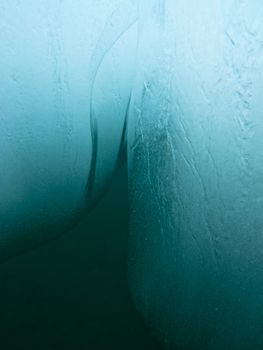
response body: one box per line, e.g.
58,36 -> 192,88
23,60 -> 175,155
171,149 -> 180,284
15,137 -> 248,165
86,1 -> 138,202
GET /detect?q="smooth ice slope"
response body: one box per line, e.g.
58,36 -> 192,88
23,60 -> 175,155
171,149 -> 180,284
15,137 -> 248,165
0,0 -> 137,260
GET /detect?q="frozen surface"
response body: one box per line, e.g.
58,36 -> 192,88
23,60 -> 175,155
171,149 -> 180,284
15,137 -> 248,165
128,1 -> 263,349
2,0 -> 263,348
0,0 -> 136,261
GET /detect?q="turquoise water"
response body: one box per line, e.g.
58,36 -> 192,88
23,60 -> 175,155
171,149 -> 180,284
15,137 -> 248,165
2,1 -> 263,349
0,166 -> 159,349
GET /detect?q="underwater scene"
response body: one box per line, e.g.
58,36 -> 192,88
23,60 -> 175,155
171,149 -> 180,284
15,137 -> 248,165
1,1 -> 263,349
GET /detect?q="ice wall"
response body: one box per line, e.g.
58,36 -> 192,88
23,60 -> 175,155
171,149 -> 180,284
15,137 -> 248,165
0,0 -> 137,261
2,0 -> 263,348
128,1 -> 263,349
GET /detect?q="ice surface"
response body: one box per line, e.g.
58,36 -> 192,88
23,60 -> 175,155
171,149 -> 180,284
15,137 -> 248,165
128,1 -> 263,349
0,0 -> 135,261
2,1 -> 263,348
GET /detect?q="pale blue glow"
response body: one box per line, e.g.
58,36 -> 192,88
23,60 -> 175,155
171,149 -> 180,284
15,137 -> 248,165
1,1 -> 263,349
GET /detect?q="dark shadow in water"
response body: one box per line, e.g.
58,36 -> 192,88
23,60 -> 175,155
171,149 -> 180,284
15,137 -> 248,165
0,165 -> 160,350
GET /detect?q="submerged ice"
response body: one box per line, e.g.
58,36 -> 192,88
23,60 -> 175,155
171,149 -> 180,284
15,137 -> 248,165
1,1 -> 263,349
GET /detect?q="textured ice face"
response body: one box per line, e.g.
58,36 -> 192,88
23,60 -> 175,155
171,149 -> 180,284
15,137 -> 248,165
2,0 -> 263,347
0,0 -> 136,261
128,1 -> 263,349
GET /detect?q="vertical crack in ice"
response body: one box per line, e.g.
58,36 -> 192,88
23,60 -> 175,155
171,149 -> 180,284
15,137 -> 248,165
86,0 -> 138,203
115,93 -> 131,168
